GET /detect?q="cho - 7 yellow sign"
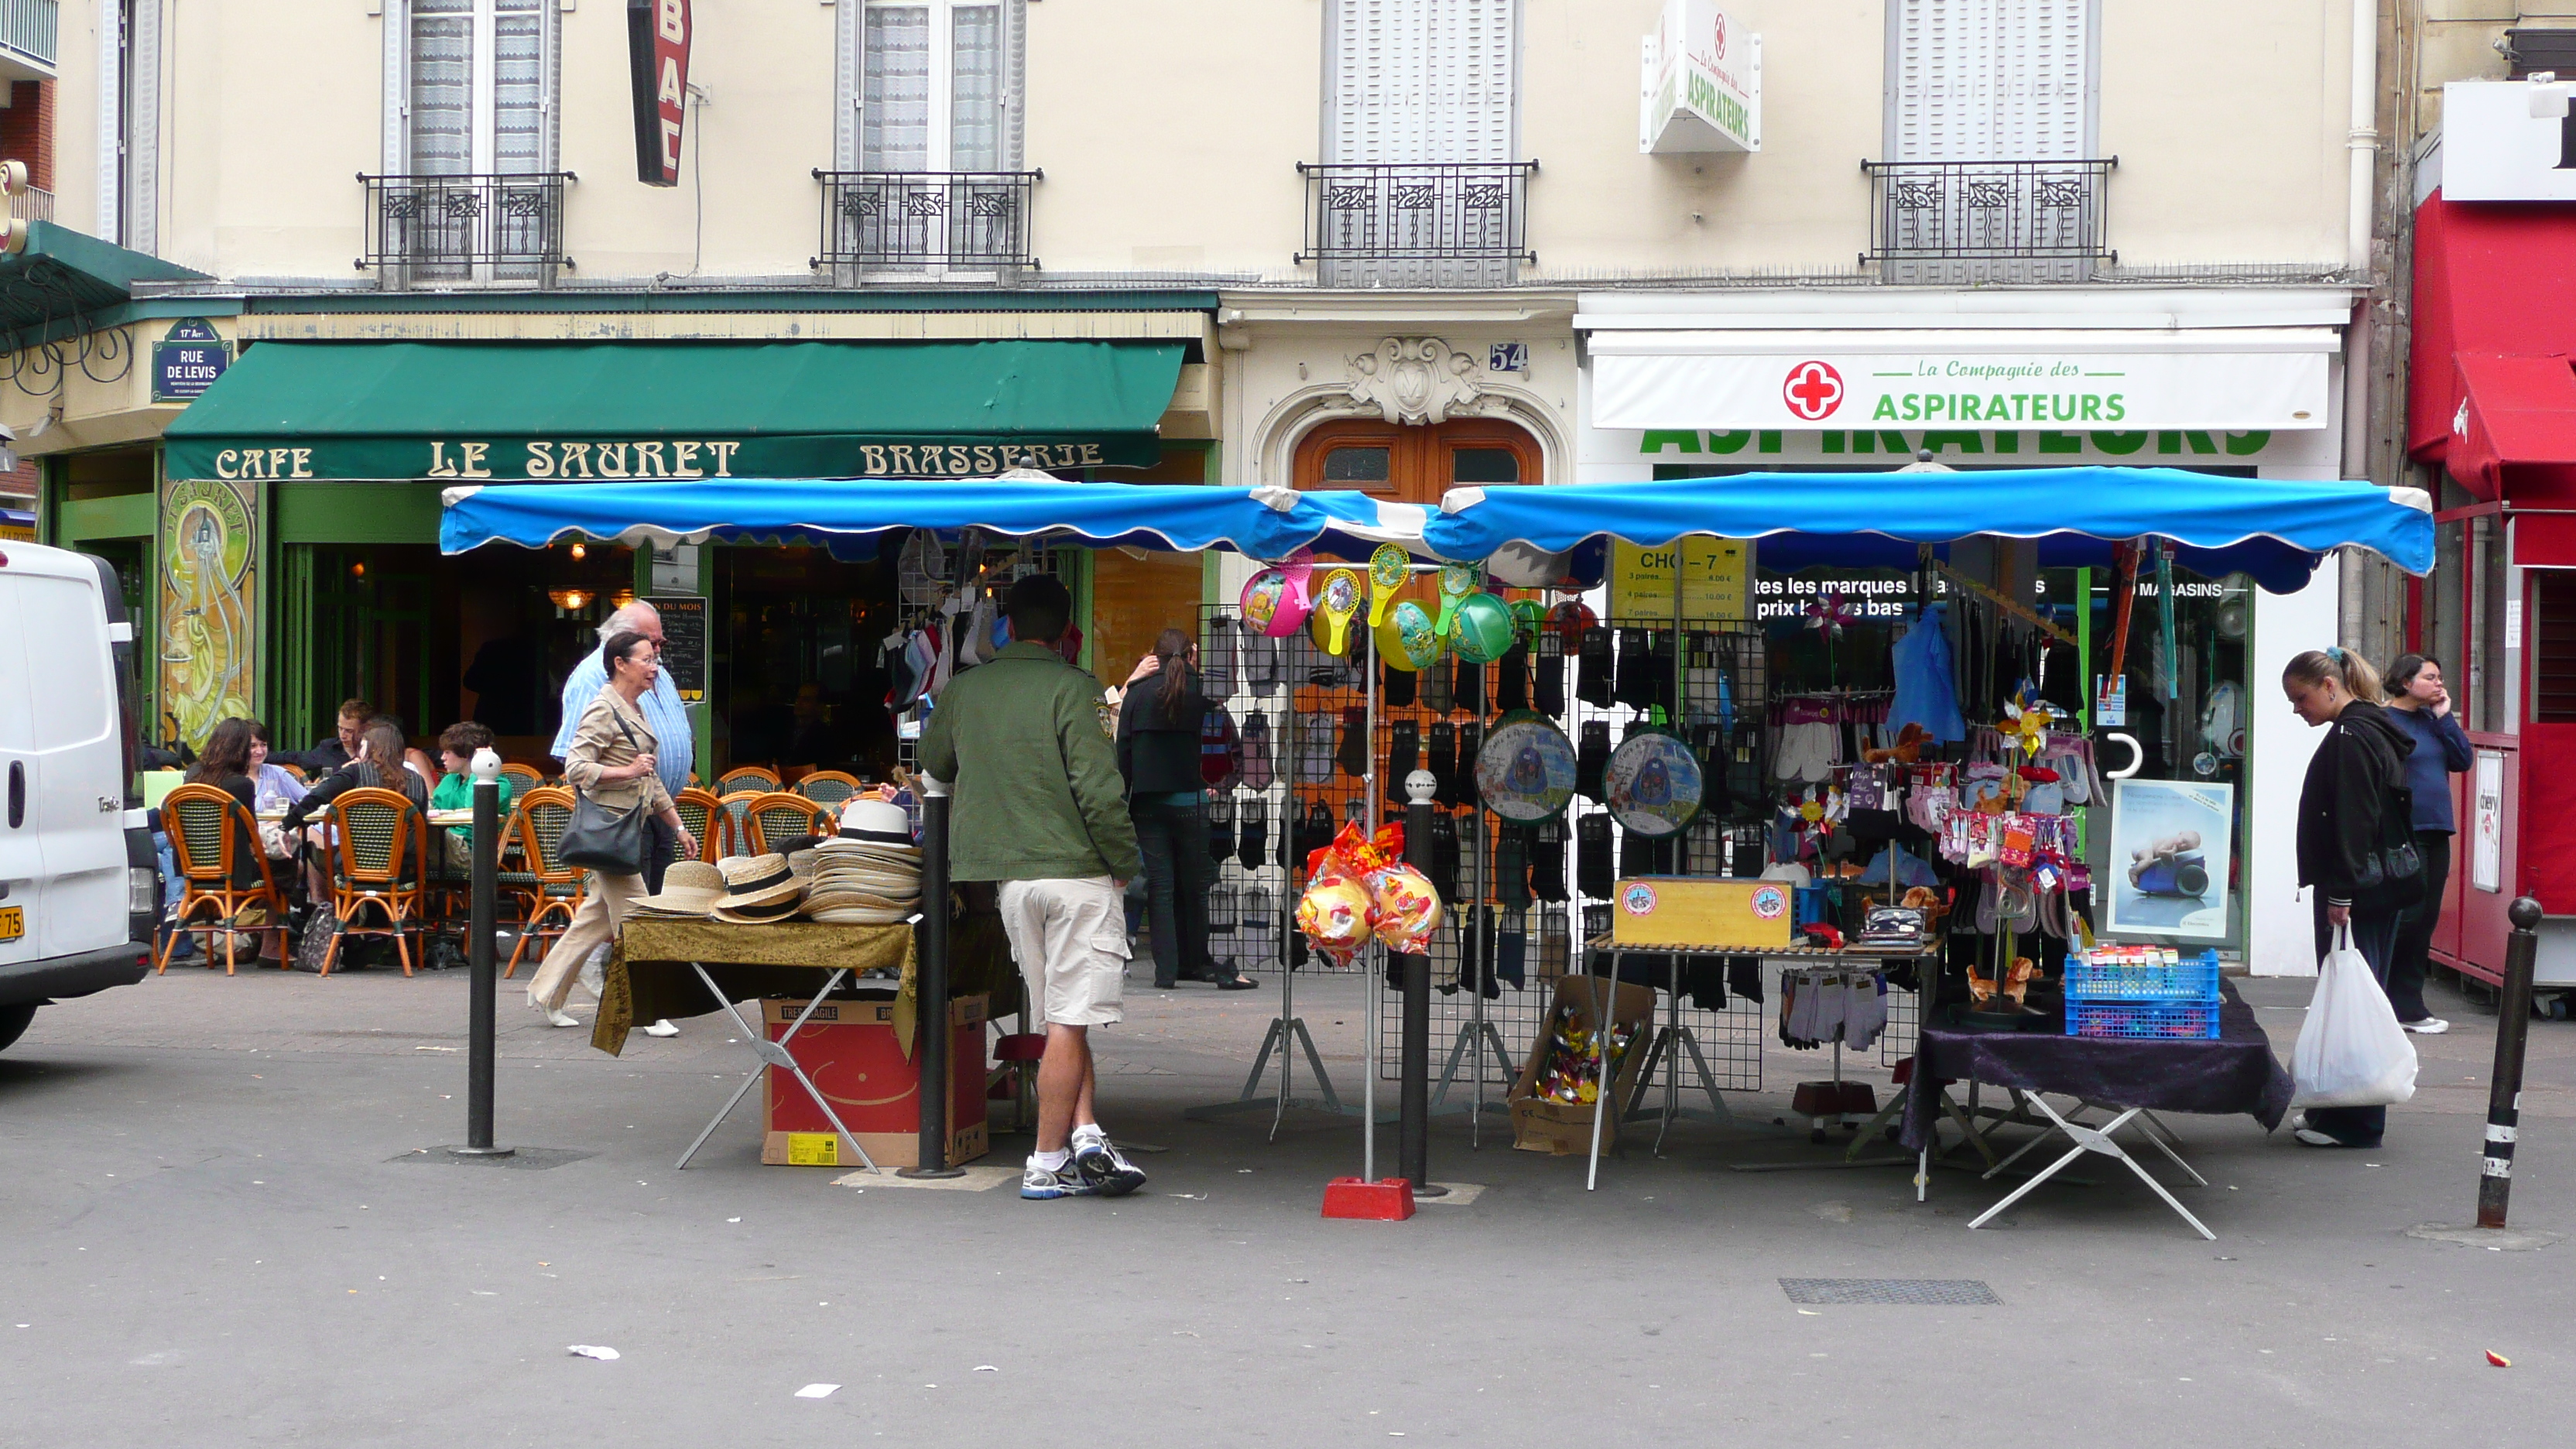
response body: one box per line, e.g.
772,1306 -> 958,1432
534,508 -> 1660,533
1608,537 -> 1749,620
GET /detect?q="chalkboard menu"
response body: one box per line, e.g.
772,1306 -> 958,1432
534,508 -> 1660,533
646,595 -> 707,701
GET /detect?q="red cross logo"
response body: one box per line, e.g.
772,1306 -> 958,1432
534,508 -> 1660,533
1712,14 -> 1727,57
1783,360 -> 1845,421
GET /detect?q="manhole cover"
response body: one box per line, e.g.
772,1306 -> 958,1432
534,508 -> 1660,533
1780,1278 -> 2000,1306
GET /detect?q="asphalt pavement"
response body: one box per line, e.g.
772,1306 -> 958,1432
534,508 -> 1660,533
5,958 -> 2573,1447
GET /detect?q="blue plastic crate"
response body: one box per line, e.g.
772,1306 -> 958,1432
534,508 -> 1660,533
2064,949 -> 2221,1003
1793,886 -> 1830,930
2067,999 -> 2221,1040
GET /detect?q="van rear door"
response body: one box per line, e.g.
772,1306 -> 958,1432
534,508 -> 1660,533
0,550 -> 127,962
0,566 -> 42,969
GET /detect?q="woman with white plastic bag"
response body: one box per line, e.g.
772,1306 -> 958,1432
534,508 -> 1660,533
2283,647 -> 2420,1149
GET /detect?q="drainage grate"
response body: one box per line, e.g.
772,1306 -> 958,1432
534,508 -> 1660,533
1779,1278 -> 2000,1306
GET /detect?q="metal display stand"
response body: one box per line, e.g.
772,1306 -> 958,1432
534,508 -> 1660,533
675,963 -> 881,1173
1966,1092 -> 2215,1240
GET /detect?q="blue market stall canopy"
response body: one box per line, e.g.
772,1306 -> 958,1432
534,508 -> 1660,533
1420,468 -> 2435,593
440,478 -> 1327,558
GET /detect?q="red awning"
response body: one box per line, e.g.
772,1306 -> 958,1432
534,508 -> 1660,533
2446,354 -> 2576,502
2407,195 -> 2576,500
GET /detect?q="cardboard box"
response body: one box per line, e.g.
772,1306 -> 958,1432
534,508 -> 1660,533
1609,876 -> 1793,950
1508,976 -> 1657,1156
759,994 -> 988,1170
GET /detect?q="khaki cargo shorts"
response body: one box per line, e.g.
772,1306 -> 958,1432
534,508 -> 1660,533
996,876 -> 1130,1027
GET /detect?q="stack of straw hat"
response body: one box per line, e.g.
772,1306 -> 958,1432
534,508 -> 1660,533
800,799 -> 922,925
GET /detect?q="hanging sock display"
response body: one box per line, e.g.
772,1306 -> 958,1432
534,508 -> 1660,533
1495,641 -> 1531,714
1237,796 -> 1269,872
1420,649 -> 1453,713
1535,632 -> 1566,715
1336,706 -> 1371,779
1649,629 -> 1678,715
1614,628 -> 1656,710
1427,722 -> 1460,807
1532,820 -> 1570,903
1495,825 -> 1533,908
1578,626 -> 1613,707
1201,617 -> 1238,698
1453,655 -> 1485,717
1382,654 -> 1416,708
1455,721 -> 1484,809
1576,811 -> 1615,898
1205,795 -> 1235,864
1238,711 -> 1273,790
1430,810 -> 1462,905
1386,719 -> 1420,786
1576,720 -> 1611,803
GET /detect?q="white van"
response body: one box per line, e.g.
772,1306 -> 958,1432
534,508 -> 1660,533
0,540 -> 156,1053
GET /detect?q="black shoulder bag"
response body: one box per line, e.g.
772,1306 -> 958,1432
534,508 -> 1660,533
559,704 -> 652,875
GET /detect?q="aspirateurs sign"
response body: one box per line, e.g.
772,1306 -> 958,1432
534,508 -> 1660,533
629,0 -> 692,186
1591,338 -> 2332,432
1640,0 -> 1760,153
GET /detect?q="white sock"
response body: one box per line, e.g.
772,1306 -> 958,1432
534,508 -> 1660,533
1033,1149 -> 1070,1171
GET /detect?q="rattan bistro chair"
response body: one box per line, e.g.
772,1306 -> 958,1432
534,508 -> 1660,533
315,786 -> 431,977
717,766 -> 780,796
503,787 -> 587,980
498,762 -> 547,798
158,783 -> 290,975
740,791 -> 834,855
673,788 -> 724,864
792,770 -> 864,810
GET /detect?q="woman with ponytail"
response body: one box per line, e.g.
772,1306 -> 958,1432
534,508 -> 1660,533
1117,629 -> 1253,990
2283,646 -> 2414,1149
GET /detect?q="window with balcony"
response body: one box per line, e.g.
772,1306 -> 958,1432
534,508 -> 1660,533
819,0 -> 1033,274
366,0 -> 568,286
1870,0 -> 2108,283
1303,0 -> 1528,288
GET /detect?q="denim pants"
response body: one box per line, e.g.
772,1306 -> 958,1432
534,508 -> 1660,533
2304,895 -> 2404,1147
2383,830 -> 2452,1024
1131,796 -> 1213,986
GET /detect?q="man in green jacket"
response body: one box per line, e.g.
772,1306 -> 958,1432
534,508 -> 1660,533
920,574 -> 1149,1201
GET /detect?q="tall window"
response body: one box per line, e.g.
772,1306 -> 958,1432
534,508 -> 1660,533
848,1 -> 1016,172
398,0 -> 554,175
1325,0 -> 1516,166
1886,0 -> 2093,160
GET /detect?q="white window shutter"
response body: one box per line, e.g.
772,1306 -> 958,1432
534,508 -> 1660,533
1890,0 -> 2090,160
835,0 -> 863,169
1331,0 -> 1512,163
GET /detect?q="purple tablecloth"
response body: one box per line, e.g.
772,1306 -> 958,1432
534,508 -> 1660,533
1899,981 -> 2293,1152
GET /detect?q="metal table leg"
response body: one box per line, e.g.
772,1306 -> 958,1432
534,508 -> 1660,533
1966,1098 -> 2215,1240
675,964 -> 879,1174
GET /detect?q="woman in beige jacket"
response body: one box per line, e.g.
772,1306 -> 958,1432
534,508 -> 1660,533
528,629 -> 699,1025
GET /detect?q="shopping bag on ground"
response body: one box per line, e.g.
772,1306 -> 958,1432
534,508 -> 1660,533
2289,925 -> 2419,1109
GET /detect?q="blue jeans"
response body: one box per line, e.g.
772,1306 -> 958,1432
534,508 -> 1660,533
1131,796 -> 1212,986
2304,896 -> 2403,1148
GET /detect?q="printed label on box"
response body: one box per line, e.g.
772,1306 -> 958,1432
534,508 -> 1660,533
786,1133 -> 839,1166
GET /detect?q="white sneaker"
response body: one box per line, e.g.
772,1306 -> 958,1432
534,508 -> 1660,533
2403,1016 -> 2450,1035
641,1019 -> 680,1037
545,1007 -> 581,1028
2293,1128 -> 2345,1147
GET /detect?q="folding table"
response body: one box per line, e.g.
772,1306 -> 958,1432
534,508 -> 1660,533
1899,981 -> 2293,1238
594,917 -> 918,1171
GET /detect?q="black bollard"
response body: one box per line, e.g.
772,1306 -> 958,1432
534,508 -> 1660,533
903,788 -> 963,1178
2478,896 -> 2543,1228
1399,772 -> 1438,1196
453,772 -> 512,1158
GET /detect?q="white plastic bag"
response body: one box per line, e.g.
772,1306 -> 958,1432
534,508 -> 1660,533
2290,925 -> 2419,1108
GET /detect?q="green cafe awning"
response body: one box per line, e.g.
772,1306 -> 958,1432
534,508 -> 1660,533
162,339 -> 1188,482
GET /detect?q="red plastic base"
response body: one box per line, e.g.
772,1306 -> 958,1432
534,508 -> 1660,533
1321,1177 -> 1416,1221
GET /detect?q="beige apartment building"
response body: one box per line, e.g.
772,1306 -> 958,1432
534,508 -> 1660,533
2,0 -> 2387,968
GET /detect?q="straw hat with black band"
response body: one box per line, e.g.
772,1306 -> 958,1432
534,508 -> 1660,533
712,853 -> 804,923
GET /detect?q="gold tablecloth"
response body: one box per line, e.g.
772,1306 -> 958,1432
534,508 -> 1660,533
595,918 -> 918,1057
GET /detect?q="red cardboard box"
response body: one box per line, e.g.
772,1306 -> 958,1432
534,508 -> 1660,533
760,993 -> 988,1169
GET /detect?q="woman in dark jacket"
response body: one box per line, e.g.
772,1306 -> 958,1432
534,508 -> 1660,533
185,718 -> 269,891
1118,629 -> 1252,990
2284,646 -> 2415,1149
2380,653 -> 2475,1034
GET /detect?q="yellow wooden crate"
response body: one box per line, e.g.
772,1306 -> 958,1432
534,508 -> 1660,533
1608,877 -> 1794,950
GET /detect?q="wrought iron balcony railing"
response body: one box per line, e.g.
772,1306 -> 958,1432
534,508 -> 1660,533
1861,157 -> 2115,284
358,171 -> 574,287
1297,159 -> 1537,288
812,170 -> 1040,273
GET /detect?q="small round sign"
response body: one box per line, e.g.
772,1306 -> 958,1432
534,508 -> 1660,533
1475,712 -> 1581,824
1619,882 -> 1659,916
1604,730 -> 1704,838
1750,883 -> 1789,920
